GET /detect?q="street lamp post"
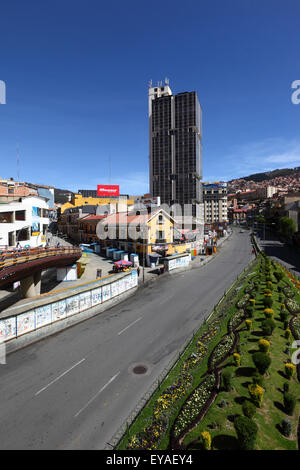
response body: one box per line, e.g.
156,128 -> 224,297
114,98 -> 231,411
142,224 -> 148,284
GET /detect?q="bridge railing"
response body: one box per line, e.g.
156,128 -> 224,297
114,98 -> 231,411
0,246 -> 82,272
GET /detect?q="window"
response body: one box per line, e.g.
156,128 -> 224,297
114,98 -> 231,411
16,228 -> 30,242
0,212 -> 13,223
15,210 -> 26,221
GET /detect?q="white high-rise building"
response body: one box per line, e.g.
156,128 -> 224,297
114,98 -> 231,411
203,182 -> 228,224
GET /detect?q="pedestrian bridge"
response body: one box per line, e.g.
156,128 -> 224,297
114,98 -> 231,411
0,246 -> 82,297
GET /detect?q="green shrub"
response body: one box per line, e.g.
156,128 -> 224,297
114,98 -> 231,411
252,352 -> 271,375
285,363 -> 296,380
280,310 -> 288,322
252,371 -> 264,387
246,306 -> 254,318
274,271 -> 284,282
221,369 -> 232,392
263,296 -> 273,308
283,392 -> 296,416
281,418 -> 292,437
234,415 -> 258,450
285,329 -> 292,340
261,318 -> 276,336
258,339 -> 270,353
242,400 -> 256,419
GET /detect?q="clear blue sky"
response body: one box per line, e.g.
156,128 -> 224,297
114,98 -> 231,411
0,0 -> 300,195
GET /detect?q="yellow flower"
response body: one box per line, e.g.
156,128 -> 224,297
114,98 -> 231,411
201,431 -> 211,450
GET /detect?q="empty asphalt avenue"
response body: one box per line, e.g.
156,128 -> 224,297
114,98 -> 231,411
0,229 -> 254,449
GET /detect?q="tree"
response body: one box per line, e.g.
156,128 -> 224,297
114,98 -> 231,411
279,217 -> 296,240
252,351 -> 271,375
234,416 -> 258,450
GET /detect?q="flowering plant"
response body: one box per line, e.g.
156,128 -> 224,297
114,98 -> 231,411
200,431 -> 212,450
248,383 -> 264,407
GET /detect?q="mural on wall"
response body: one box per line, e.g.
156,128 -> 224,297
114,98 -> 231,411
66,295 -> 80,316
79,291 -> 92,311
166,255 -> 191,271
118,278 -> 126,294
35,305 -> 52,328
102,284 -> 111,302
0,271 -> 138,342
17,311 -> 35,336
111,281 -> 119,298
52,300 -> 67,322
0,318 -> 17,341
91,287 -> 102,307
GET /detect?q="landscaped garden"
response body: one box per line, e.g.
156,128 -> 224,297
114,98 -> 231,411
117,252 -> 300,450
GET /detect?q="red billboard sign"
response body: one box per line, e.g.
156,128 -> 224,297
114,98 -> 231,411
97,185 -> 119,197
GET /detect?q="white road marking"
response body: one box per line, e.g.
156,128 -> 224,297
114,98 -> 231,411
35,358 -> 86,396
117,317 -> 142,336
74,371 -> 120,418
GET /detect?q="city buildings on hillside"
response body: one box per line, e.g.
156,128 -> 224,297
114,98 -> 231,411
228,169 -> 300,196
0,178 -> 38,200
0,195 -> 50,248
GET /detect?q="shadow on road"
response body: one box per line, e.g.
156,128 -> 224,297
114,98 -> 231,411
257,231 -> 300,276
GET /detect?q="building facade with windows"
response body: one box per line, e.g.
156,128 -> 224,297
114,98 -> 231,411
148,81 -> 203,220
0,195 -> 49,248
203,182 -> 228,224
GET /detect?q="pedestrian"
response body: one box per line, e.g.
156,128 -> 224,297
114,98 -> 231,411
137,266 -> 140,277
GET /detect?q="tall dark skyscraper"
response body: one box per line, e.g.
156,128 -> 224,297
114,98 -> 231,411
148,80 -> 203,218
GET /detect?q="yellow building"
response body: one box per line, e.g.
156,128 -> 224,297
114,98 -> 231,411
99,208 -> 190,257
60,193 -> 134,213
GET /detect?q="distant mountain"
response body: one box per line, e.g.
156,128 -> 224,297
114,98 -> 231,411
229,167 -> 300,183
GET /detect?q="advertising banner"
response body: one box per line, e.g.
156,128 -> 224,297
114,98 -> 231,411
97,185 -> 119,197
